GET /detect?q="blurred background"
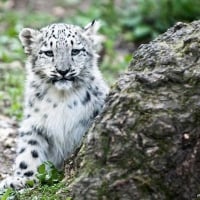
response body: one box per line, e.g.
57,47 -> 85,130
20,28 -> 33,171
0,0 -> 200,120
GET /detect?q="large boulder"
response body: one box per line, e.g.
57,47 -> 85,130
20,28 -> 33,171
68,20 -> 200,200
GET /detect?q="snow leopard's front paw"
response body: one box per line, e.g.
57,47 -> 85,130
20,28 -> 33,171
0,176 -> 27,190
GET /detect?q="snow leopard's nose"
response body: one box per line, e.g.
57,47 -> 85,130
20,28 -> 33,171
56,68 -> 70,76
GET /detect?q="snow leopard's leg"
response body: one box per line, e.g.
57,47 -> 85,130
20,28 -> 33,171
0,127 -> 49,190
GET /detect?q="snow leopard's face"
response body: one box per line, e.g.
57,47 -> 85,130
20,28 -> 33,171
19,21 -> 102,90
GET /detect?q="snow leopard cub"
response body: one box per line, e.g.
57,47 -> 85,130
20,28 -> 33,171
0,20 -> 109,189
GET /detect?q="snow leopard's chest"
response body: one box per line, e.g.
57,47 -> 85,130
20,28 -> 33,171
21,86 -> 102,160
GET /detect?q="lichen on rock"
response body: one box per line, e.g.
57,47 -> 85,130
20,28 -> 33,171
68,20 -> 200,200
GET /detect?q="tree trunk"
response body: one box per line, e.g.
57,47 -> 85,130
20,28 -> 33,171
67,20 -> 200,200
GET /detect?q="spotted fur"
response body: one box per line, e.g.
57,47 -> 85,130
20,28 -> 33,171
0,21 -> 109,190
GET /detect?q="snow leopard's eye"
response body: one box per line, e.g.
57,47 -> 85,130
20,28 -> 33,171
71,49 -> 81,56
43,50 -> 54,57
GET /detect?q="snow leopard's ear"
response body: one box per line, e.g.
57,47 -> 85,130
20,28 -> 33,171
84,20 -> 101,34
19,28 -> 41,54
83,20 -> 105,51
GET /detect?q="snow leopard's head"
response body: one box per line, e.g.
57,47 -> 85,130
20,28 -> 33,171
19,21 -> 103,90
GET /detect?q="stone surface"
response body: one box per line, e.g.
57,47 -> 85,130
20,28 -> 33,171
69,20 -> 200,200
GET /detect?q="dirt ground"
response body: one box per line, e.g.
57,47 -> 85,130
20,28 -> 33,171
0,115 -> 17,180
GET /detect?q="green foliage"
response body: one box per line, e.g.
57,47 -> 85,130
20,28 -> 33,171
36,161 -> 64,185
0,11 -> 57,63
0,12 -> 23,63
0,182 -> 71,200
0,65 -> 24,120
19,182 -> 70,200
0,162 -> 68,200
120,0 -> 200,41
0,188 -> 15,200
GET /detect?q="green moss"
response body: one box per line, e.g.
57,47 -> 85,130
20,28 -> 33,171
100,132 -> 111,165
97,181 -> 109,199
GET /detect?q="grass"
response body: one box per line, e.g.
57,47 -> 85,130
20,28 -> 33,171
0,182 -> 71,200
0,162 -> 70,200
19,183 -> 71,200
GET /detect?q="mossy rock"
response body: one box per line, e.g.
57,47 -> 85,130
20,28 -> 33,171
68,20 -> 200,200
